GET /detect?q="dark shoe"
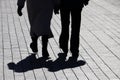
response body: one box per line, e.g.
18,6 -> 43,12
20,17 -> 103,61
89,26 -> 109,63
58,53 -> 67,61
42,48 -> 50,59
68,56 -> 78,62
42,56 -> 50,60
60,46 -> 68,54
30,42 -> 38,52
71,53 -> 79,61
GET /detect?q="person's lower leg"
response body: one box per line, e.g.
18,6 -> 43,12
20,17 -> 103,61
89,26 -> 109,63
30,36 -> 38,52
70,9 -> 81,59
59,9 -> 70,54
42,35 -> 49,58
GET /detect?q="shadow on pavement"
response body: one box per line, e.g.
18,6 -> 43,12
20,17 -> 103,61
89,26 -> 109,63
8,53 -> 86,72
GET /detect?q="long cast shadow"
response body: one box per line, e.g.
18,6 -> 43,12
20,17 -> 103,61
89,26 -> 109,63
48,53 -> 86,72
7,54 -> 53,72
8,53 -> 86,72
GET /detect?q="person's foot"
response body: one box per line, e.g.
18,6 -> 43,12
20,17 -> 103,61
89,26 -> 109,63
60,46 -> 68,54
58,53 -> 67,61
42,48 -> 50,59
42,56 -> 51,60
68,56 -> 78,62
30,42 -> 38,52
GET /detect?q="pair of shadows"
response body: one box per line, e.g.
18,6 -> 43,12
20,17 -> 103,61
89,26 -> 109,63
7,53 -> 86,72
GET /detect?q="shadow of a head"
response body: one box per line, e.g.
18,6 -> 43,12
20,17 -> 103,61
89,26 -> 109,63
7,54 -> 37,72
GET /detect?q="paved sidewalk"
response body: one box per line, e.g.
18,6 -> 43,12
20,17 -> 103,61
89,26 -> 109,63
0,0 -> 120,80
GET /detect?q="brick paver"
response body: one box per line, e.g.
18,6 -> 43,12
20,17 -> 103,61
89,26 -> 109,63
0,0 -> 120,80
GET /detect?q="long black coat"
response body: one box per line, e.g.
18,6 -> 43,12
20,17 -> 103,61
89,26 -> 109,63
17,0 -> 56,38
60,0 -> 84,8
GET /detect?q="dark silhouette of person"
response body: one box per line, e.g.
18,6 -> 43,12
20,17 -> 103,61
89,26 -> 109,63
54,0 -> 89,61
7,54 -> 86,72
17,0 -> 60,59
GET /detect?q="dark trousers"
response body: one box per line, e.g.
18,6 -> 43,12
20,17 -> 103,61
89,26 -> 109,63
59,7 -> 82,57
31,35 -> 48,50
31,35 -> 49,57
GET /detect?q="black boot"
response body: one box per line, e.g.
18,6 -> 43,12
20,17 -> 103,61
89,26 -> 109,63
42,36 -> 49,59
30,36 -> 38,52
68,53 -> 79,62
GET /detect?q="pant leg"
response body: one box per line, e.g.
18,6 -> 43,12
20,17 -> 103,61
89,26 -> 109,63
30,34 -> 38,52
59,8 -> 70,53
42,35 -> 49,57
70,8 -> 82,57
31,33 -> 38,44
42,35 -> 48,49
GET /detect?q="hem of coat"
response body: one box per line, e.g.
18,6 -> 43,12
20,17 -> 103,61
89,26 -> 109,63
30,33 -> 54,39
